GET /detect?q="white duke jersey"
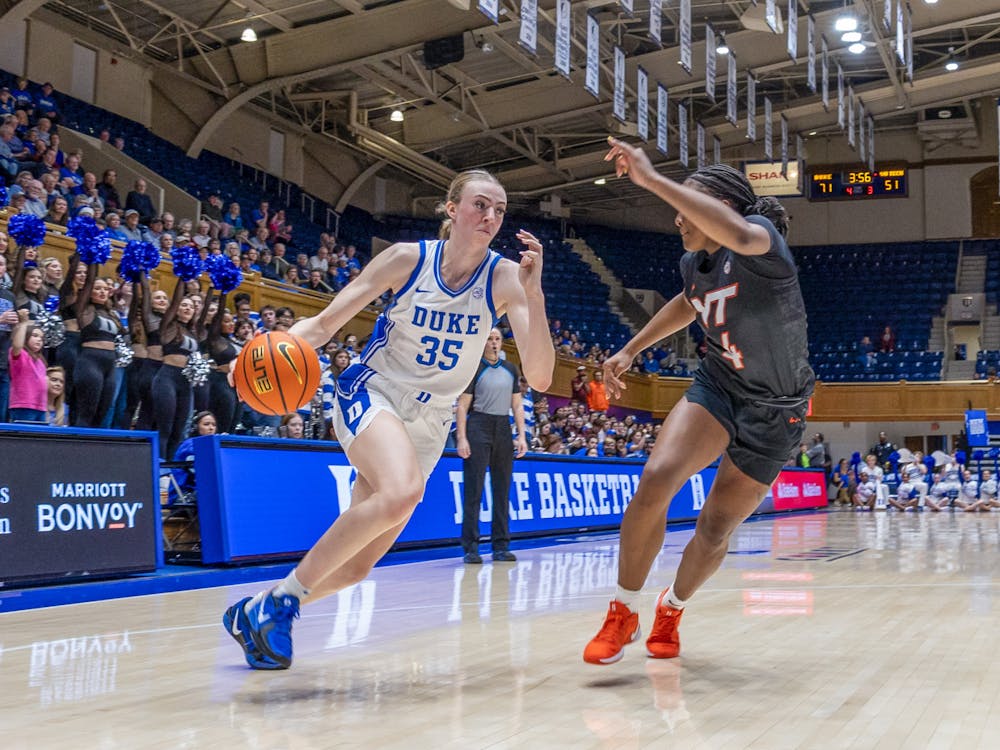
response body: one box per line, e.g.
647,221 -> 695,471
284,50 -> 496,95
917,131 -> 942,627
359,239 -> 502,405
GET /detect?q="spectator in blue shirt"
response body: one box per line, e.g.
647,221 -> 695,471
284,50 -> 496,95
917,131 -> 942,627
104,212 -> 130,242
36,83 -> 59,123
0,87 -> 15,117
59,152 -> 84,191
250,200 -> 269,230
642,349 -> 660,374
11,78 -> 33,115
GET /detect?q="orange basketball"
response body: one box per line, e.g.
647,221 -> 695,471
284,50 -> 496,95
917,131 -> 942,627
233,331 -> 322,416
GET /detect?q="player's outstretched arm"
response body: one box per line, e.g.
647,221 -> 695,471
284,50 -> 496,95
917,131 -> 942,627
602,292 -> 695,399
496,229 -> 554,392
289,243 -> 421,349
605,137 -> 771,256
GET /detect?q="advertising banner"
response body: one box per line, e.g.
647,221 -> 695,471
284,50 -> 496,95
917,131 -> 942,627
194,437 -> 824,564
0,428 -> 159,586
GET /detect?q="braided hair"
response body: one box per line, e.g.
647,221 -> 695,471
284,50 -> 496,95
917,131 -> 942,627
687,164 -> 790,238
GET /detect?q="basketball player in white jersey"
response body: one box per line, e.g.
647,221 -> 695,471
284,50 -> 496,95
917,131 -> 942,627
222,170 -> 554,669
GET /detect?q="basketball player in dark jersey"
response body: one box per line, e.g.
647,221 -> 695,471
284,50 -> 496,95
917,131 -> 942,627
584,137 -> 814,666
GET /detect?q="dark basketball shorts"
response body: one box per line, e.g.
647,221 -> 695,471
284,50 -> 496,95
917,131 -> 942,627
683,369 -> 808,486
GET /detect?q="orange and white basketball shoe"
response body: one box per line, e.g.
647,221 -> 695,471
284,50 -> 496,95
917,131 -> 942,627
583,601 -> 641,665
646,589 -> 684,659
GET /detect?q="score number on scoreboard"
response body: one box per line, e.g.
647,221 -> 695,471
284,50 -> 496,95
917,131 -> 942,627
809,168 -> 908,200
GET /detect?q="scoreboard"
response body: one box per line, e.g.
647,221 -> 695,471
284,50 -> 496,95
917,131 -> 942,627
809,167 -> 908,201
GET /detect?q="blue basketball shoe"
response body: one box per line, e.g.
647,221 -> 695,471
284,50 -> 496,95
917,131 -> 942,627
223,597 -> 283,670
244,591 -> 300,669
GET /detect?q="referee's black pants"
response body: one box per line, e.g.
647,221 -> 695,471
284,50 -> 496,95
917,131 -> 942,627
461,412 -> 514,554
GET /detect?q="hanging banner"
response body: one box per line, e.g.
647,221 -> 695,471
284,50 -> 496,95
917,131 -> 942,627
883,0 -> 892,33
765,0 -> 779,35
705,23 -> 717,103
847,86 -> 855,147
837,62 -> 845,130
679,0 -> 692,74
678,101 -> 689,167
764,96 -> 773,160
585,13 -> 600,98
747,72 -> 757,142
697,122 -> 706,168
519,0 -> 537,55
781,115 -> 789,177
821,36 -> 830,111
796,133 -> 806,194
650,0 -> 662,47
726,51 -> 738,126
868,115 -> 876,173
478,0 -> 499,24
807,15 -> 816,93
637,66 -> 649,141
896,1 -> 905,64
657,84 -> 669,155
787,0 -> 797,61
613,46 -> 627,122
713,134 -> 722,165
620,0 -> 634,16
555,0 -> 571,79
858,102 -> 866,162
905,4 -> 914,82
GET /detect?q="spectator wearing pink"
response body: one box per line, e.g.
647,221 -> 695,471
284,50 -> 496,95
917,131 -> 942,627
268,209 -> 293,244
8,310 -> 47,422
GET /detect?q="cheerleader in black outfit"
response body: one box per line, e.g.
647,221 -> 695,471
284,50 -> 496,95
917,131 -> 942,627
72,263 -> 124,427
134,284 -> 167,430
149,276 -> 198,459
11,244 -> 45,320
200,292 -> 240,433
55,254 -> 87,418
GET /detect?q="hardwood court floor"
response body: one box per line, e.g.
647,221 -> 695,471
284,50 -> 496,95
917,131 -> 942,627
3,509 -> 1000,749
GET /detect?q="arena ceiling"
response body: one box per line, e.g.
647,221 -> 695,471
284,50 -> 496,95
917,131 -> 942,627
16,0 -> 1000,214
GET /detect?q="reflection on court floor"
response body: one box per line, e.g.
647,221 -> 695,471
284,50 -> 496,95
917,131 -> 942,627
3,509 -> 1000,749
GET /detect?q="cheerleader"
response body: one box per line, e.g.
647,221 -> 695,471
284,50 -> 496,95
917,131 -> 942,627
11,242 -> 45,320
55,253 -> 87,418
199,292 -> 239,433
134,283 -> 167,430
71,261 -> 123,427
149,274 -> 198,459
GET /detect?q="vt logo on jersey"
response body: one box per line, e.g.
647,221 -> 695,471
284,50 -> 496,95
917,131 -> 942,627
689,283 -> 744,370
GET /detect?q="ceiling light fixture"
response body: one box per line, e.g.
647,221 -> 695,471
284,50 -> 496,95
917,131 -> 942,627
716,32 -> 729,55
945,46 -> 959,71
834,16 -> 858,32
594,177 -> 607,185
841,31 -> 862,43
390,107 -> 405,122
240,26 -> 257,43
848,42 -> 866,54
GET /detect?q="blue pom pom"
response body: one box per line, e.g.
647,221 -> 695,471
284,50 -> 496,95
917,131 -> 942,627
68,215 -> 111,265
170,245 -> 204,282
989,447 -> 1000,459
7,213 -> 47,249
972,450 -> 985,461
888,451 -> 900,462
119,240 -> 146,281
205,254 -> 243,293
850,451 -> 861,465
956,450 -> 966,466
0,185 -> 7,207
141,242 -> 162,273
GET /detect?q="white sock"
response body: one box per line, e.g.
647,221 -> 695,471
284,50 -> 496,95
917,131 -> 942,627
273,569 -> 310,601
244,570 -> 310,616
615,584 -> 642,611
665,584 -> 688,610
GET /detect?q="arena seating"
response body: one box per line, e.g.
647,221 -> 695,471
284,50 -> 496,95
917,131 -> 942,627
580,223 -> 955,382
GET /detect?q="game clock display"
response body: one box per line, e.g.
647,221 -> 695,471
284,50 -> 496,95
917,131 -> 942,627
809,168 -> 908,200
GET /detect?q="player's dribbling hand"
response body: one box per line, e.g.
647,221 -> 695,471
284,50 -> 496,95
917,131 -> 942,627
602,349 -> 632,400
515,229 -> 543,297
604,137 -> 657,190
